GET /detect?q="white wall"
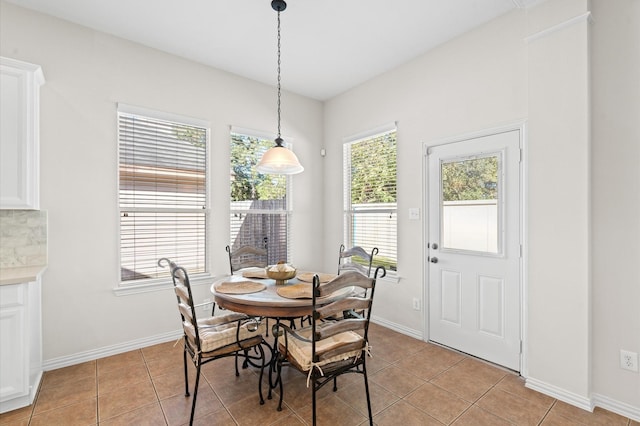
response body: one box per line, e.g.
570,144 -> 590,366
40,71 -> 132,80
525,0 -> 591,404
591,0 -> 640,411
0,1 -> 324,361
323,0 -> 639,418
323,6 -> 528,336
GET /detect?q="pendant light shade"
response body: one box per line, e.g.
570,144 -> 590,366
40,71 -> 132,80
256,0 -> 304,175
256,138 -> 304,174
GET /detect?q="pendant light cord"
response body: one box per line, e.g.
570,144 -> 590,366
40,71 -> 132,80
276,8 -> 282,143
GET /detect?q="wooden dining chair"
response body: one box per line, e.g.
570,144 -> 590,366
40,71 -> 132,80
337,244 -> 379,318
158,258 -> 268,426
274,267 -> 386,426
337,244 -> 378,277
210,237 -> 269,316
227,236 -> 269,274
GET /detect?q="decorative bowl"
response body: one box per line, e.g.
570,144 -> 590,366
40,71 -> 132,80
266,266 -> 297,285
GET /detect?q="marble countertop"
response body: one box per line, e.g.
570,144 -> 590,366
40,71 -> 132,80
0,265 -> 47,285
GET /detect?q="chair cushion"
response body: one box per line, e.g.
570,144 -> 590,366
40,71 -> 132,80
184,314 -> 265,353
281,327 -> 364,372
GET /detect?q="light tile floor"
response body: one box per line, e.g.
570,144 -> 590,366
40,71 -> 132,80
1,323 -> 637,425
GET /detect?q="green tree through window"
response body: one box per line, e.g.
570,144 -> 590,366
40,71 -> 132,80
230,134 -> 286,201
442,156 -> 498,201
344,130 -> 397,272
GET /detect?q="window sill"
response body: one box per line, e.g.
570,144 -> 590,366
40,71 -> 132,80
113,273 -> 215,296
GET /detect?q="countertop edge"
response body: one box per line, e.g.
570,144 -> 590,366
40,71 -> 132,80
0,265 -> 48,285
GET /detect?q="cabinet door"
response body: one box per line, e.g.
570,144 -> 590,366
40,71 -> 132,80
0,284 -> 29,402
0,57 -> 44,209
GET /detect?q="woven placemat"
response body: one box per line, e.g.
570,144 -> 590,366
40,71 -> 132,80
241,269 -> 268,279
215,281 -> 266,294
276,283 -> 313,299
297,272 -> 337,284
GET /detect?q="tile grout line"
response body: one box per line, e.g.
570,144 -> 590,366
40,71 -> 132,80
536,399 -> 558,425
141,347 -> 171,426
95,361 -> 99,425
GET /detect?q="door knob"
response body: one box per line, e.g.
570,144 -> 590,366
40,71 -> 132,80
430,257 -> 438,263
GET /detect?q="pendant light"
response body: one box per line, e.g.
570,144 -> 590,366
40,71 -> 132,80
256,0 -> 304,175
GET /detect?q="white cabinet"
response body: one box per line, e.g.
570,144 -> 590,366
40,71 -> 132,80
0,57 -> 44,210
0,279 -> 42,413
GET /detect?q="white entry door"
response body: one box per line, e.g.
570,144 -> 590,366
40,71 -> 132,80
427,129 -> 521,371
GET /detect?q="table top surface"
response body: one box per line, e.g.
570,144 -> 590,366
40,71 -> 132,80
211,271 -> 349,318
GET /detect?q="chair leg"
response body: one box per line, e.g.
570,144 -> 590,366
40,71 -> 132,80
276,355 -> 284,411
183,347 -> 190,396
312,374 -> 317,426
362,362 -> 373,426
242,348 -> 249,369
257,343 -> 266,405
211,302 -> 216,316
234,352 -> 240,376
189,362 -> 202,426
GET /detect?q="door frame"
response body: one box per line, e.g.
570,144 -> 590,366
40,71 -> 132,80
422,121 -> 528,375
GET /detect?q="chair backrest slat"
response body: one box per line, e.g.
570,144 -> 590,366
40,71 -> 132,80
178,303 -> 194,324
337,262 -> 369,276
174,286 -> 189,303
316,298 -> 370,320
226,237 -> 269,274
315,318 -> 367,340
340,246 -> 372,261
317,271 -> 372,297
233,259 -> 268,271
232,245 -> 267,257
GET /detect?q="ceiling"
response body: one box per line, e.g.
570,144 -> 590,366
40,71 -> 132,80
5,0 -> 543,100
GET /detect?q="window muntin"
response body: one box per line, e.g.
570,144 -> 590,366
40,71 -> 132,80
230,131 -> 290,264
118,106 -> 208,283
343,129 -> 397,272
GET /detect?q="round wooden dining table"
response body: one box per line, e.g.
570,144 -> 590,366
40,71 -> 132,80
210,272 -> 349,319
211,270 -> 353,395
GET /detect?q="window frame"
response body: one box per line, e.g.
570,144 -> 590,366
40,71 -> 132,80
343,123 -> 398,277
115,103 -> 212,295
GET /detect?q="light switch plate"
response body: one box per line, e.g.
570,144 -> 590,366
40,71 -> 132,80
409,208 -> 420,220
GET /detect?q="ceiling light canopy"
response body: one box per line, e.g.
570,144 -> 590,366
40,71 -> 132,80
256,0 -> 304,175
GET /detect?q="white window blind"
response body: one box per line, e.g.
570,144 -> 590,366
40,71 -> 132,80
343,126 -> 397,272
118,105 -> 208,283
230,130 -> 290,265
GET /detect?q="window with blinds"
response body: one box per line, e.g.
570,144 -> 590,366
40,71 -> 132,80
230,131 -> 290,265
343,127 -> 397,272
118,105 -> 208,284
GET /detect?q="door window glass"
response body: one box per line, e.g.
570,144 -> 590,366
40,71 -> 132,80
441,155 -> 500,253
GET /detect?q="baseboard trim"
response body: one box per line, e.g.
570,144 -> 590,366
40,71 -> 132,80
591,393 -> 640,422
42,330 -> 182,371
371,315 -> 424,341
526,377 -> 640,422
525,377 -> 593,411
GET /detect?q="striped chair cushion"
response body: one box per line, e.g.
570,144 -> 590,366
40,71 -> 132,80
282,327 -> 364,372
184,314 -> 265,353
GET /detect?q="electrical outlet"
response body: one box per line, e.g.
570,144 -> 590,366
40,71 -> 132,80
412,298 -> 420,311
620,350 -> 639,372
